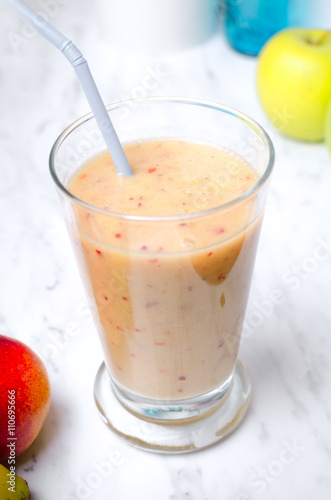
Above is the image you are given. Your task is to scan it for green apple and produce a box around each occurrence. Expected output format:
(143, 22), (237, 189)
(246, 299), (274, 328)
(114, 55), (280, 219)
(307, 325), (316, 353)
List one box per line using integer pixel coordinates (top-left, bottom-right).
(257, 28), (331, 142)
(325, 98), (331, 154)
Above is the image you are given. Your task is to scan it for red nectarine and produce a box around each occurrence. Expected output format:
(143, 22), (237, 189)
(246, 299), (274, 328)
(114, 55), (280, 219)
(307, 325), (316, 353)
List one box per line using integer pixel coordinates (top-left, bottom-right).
(0, 335), (51, 463)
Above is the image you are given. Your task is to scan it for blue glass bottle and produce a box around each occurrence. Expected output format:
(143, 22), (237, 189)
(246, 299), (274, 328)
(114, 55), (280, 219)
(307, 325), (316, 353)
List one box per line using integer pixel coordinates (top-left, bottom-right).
(225, 0), (290, 56)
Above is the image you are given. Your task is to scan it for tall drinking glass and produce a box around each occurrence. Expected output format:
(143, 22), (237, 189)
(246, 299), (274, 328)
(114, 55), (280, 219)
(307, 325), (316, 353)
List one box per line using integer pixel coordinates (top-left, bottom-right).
(50, 97), (274, 453)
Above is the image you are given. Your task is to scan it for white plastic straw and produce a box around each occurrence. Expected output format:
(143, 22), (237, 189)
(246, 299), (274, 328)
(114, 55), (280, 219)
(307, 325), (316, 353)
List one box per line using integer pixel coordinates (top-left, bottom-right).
(6, 0), (133, 176)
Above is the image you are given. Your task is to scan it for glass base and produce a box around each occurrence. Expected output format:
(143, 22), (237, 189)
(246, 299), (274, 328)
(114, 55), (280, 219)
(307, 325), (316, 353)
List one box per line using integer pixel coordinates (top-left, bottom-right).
(94, 359), (251, 454)
(111, 369), (234, 422)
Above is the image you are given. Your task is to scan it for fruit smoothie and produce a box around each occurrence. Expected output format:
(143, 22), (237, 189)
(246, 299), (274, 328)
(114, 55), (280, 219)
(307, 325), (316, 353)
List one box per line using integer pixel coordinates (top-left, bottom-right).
(69, 140), (261, 401)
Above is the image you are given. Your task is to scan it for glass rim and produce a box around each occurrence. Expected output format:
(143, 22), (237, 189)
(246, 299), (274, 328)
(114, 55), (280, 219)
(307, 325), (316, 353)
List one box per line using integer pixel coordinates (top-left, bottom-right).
(49, 96), (275, 222)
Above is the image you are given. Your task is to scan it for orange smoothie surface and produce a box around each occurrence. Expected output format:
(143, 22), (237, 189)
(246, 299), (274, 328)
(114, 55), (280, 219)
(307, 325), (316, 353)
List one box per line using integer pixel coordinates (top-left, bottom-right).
(69, 139), (258, 216)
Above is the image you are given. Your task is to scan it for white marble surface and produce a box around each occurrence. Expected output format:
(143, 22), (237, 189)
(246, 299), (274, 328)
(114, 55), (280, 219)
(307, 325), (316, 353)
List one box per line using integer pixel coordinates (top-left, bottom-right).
(1, 2), (331, 499)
